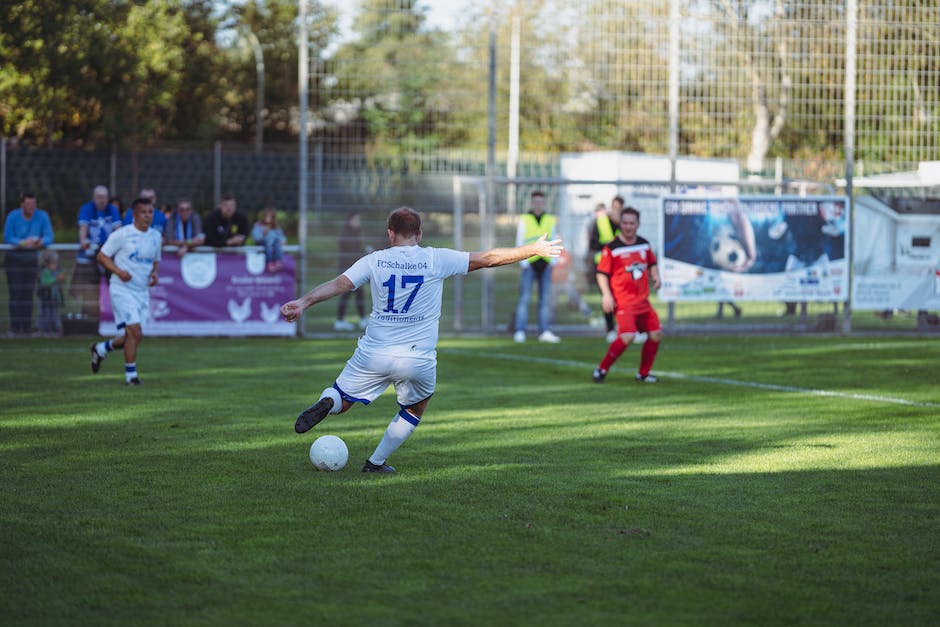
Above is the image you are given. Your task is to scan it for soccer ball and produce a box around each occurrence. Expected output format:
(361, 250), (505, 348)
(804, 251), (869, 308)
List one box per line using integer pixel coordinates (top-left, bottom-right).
(710, 230), (747, 272)
(309, 435), (348, 471)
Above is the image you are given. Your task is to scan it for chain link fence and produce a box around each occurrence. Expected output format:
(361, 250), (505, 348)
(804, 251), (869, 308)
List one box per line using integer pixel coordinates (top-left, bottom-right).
(2, 1), (938, 335)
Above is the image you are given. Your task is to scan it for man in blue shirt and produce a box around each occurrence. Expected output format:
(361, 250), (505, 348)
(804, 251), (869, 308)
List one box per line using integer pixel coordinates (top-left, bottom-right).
(3, 192), (54, 334)
(122, 187), (166, 234)
(73, 185), (122, 317)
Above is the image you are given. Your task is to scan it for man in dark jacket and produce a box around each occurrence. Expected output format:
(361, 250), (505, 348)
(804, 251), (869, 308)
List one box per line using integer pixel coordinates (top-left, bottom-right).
(204, 194), (249, 247)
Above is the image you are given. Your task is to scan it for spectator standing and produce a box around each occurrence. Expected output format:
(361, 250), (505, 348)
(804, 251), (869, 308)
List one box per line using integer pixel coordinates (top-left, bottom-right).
(251, 206), (287, 272)
(592, 207), (664, 384)
(37, 249), (65, 335)
(73, 185), (122, 317)
(164, 198), (205, 256)
(90, 198), (162, 385)
(587, 196), (623, 342)
(513, 191), (560, 343)
(204, 194), (249, 247)
(280, 207), (563, 473)
(3, 192), (54, 334)
(334, 210), (369, 331)
(123, 187), (167, 235)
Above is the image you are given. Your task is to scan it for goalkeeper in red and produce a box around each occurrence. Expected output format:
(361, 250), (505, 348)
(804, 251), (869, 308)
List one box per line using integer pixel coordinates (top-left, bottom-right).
(592, 207), (663, 383)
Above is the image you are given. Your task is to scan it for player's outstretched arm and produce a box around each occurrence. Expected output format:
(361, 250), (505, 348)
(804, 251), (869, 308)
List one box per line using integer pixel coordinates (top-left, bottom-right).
(281, 274), (355, 322)
(468, 234), (563, 272)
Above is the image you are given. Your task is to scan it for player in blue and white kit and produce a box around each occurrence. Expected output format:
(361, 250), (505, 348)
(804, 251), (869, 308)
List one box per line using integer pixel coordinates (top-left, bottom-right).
(90, 198), (162, 385)
(280, 207), (563, 473)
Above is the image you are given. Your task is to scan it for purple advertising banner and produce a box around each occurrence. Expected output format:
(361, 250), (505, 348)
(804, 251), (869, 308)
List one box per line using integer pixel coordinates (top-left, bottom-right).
(99, 251), (296, 336)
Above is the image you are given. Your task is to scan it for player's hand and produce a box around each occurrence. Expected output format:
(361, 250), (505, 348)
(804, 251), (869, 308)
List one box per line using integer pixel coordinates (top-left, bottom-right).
(118, 270), (132, 282)
(149, 272), (159, 287)
(730, 255), (755, 273)
(601, 294), (615, 314)
(280, 299), (304, 322)
(532, 234), (563, 258)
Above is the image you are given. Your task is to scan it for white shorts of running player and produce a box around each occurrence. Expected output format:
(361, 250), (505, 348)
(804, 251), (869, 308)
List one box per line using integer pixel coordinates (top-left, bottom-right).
(109, 284), (151, 330)
(335, 347), (436, 408)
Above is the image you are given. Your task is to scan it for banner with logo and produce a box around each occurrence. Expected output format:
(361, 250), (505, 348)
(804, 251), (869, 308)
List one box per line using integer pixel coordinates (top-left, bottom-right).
(99, 251), (296, 336)
(658, 195), (849, 302)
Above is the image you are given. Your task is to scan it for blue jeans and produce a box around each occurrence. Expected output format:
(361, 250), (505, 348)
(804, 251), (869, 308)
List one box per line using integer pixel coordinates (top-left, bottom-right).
(259, 232), (285, 263)
(514, 264), (553, 333)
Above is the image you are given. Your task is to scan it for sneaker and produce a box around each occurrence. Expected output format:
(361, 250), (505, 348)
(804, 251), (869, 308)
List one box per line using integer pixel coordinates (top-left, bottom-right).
(635, 373), (658, 383)
(362, 459), (396, 473)
(513, 330), (526, 343)
(333, 320), (355, 331)
(592, 367), (607, 383)
(295, 397), (334, 434)
(538, 330), (561, 343)
(125, 377), (142, 386)
(90, 343), (104, 373)
(605, 329), (618, 343)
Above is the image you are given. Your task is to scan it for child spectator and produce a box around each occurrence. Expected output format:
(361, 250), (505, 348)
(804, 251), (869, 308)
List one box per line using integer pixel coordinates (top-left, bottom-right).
(37, 249), (65, 335)
(251, 207), (288, 272)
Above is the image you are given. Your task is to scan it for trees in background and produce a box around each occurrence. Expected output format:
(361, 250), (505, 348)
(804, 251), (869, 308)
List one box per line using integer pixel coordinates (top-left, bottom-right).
(0, 0), (936, 172)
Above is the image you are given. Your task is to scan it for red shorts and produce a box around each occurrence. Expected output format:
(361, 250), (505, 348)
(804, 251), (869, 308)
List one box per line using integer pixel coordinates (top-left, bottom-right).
(615, 306), (661, 335)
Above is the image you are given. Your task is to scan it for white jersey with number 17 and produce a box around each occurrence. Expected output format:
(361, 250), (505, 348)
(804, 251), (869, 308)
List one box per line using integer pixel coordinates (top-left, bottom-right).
(343, 245), (470, 357)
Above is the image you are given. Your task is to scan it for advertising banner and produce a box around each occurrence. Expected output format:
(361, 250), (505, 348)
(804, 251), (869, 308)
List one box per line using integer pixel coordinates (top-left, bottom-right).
(99, 251), (296, 336)
(850, 199), (940, 311)
(852, 271), (940, 310)
(659, 195), (849, 302)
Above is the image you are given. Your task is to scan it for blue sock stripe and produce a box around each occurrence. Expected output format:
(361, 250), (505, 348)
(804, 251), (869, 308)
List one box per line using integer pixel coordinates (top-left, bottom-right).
(104, 340), (113, 352)
(398, 409), (420, 426)
(125, 363), (136, 373)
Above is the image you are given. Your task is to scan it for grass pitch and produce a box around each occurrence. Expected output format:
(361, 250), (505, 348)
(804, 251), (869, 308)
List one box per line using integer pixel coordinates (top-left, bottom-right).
(2, 335), (939, 625)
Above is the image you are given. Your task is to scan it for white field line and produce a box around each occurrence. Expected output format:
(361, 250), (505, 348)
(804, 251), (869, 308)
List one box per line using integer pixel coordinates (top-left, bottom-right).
(440, 348), (940, 409)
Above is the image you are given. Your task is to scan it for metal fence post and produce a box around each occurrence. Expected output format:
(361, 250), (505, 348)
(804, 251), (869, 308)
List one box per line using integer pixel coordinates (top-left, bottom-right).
(1, 137), (6, 223)
(213, 141), (222, 209)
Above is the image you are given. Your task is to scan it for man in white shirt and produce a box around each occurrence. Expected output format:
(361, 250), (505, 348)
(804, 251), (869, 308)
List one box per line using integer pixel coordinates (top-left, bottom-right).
(90, 198), (162, 385)
(280, 206), (563, 473)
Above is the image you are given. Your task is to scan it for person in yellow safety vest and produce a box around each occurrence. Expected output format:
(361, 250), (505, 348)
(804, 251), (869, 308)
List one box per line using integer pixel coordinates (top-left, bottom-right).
(587, 196), (624, 341)
(513, 191), (561, 344)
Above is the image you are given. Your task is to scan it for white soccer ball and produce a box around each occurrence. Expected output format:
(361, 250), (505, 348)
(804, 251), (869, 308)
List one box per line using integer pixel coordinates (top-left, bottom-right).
(710, 231), (747, 272)
(309, 435), (348, 471)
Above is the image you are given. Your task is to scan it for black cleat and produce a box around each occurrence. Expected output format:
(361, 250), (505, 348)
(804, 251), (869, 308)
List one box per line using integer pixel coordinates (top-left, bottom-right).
(295, 397), (334, 434)
(125, 377), (142, 386)
(90, 343), (104, 373)
(362, 459), (396, 473)
(592, 367), (607, 383)
(635, 373), (658, 383)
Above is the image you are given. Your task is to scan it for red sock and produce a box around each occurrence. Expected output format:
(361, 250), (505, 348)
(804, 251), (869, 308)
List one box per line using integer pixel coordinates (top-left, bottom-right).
(599, 337), (627, 371)
(639, 339), (659, 376)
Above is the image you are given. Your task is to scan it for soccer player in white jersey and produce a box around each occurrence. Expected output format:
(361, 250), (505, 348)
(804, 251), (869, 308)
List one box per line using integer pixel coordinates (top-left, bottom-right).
(281, 207), (563, 473)
(89, 198), (162, 385)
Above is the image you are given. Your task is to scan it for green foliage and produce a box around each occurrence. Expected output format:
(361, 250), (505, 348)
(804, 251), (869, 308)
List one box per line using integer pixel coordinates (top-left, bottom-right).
(331, 0), (461, 159)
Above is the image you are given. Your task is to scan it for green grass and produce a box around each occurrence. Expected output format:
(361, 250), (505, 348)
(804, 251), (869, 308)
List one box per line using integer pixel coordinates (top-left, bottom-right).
(2, 335), (939, 626)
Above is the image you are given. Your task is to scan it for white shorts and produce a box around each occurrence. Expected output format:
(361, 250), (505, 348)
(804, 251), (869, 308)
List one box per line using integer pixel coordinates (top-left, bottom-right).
(109, 284), (150, 330)
(334, 347), (436, 409)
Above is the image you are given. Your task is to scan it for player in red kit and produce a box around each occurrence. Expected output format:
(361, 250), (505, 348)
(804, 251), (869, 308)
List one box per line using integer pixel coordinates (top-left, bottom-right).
(592, 207), (663, 383)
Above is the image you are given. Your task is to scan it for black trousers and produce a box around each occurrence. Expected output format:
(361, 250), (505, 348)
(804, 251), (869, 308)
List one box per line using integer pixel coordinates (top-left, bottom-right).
(4, 250), (39, 333)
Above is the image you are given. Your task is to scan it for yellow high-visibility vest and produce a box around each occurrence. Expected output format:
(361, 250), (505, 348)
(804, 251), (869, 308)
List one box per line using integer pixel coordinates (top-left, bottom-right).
(520, 213), (556, 263)
(594, 216), (616, 264)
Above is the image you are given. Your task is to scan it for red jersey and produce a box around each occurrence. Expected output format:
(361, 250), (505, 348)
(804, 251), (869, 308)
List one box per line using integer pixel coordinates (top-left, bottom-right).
(597, 236), (657, 312)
